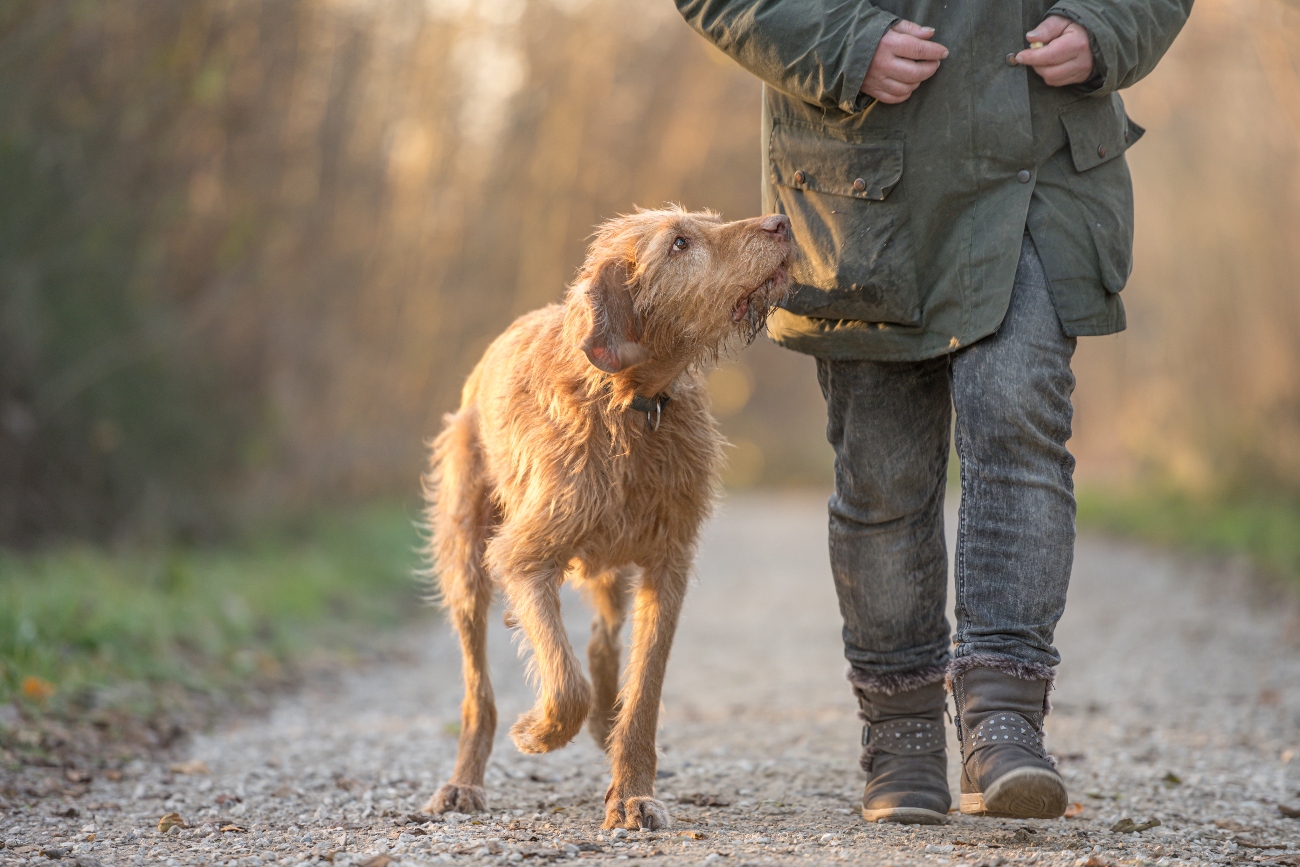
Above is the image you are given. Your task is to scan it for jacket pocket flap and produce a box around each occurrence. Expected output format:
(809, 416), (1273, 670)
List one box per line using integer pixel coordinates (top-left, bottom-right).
(770, 122), (904, 201)
(1060, 96), (1142, 172)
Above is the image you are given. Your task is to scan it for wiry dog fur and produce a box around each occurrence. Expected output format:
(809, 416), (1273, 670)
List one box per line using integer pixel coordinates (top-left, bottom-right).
(423, 206), (791, 830)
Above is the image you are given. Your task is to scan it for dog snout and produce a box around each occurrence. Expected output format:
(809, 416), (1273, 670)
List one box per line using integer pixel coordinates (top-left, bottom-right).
(759, 213), (790, 240)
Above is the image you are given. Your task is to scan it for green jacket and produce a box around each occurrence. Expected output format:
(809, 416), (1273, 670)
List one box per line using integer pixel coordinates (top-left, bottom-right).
(675, 0), (1193, 360)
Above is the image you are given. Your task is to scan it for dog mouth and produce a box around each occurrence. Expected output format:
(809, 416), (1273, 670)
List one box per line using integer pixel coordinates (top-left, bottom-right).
(731, 264), (789, 324)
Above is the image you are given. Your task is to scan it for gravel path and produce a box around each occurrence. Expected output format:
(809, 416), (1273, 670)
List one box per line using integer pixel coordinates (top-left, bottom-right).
(4, 493), (1300, 866)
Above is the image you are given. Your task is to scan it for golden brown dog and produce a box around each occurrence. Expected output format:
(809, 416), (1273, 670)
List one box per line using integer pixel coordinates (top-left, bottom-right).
(423, 206), (790, 830)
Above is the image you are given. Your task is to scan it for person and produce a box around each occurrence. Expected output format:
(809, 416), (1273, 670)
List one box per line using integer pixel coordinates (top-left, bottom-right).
(673, 0), (1193, 823)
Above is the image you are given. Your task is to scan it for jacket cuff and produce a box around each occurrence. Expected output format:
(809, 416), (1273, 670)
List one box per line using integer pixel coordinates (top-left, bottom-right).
(839, 9), (900, 114)
(1046, 3), (1118, 96)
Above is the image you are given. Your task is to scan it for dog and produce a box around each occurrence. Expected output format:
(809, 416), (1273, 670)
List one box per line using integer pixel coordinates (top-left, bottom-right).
(423, 206), (791, 830)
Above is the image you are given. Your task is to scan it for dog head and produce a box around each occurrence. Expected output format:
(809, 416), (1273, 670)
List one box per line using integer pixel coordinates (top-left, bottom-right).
(571, 207), (792, 374)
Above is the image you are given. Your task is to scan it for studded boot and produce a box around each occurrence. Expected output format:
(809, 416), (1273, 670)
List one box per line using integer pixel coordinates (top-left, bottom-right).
(951, 665), (1067, 818)
(855, 679), (951, 824)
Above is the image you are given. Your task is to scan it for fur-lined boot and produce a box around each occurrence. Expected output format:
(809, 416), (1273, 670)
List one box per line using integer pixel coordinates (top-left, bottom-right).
(950, 661), (1067, 818)
(853, 672), (951, 825)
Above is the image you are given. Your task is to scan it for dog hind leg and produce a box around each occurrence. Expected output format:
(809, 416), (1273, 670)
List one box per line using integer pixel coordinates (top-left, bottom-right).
(580, 566), (633, 751)
(425, 409), (496, 814)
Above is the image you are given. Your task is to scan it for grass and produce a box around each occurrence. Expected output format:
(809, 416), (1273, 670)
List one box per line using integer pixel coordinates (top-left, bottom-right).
(1076, 487), (1300, 582)
(0, 503), (429, 722)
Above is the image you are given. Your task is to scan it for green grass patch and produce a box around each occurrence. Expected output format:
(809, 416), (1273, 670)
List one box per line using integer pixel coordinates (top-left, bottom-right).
(1076, 488), (1300, 581)
(0, 503), (429, 717)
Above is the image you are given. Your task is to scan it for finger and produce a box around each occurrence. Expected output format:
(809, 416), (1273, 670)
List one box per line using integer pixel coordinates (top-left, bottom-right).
(890, 19), (936, 40)
(1026, 15), (1070, 44)
(882, 57), (941, 84)
(1015, 34), (1085, 68)
(884, 33), (950, 61)
(1030, 58), (1089, 86)
(1035, 61), (1092, 87)
(875, 78), (918, 100)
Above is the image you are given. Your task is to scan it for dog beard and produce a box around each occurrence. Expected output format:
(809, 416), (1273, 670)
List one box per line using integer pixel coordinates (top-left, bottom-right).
(736, 271), (786, 345)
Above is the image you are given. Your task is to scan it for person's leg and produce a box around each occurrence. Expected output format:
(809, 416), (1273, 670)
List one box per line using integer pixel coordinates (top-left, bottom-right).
(948, 233), (1076, 818)
(818, 356), (954, 684)
(817, 355), (954, 823)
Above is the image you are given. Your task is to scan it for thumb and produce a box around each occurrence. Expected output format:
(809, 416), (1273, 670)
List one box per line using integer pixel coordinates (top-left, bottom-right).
(892, 19), (936, 39)
(1026, 15), (1070, 43)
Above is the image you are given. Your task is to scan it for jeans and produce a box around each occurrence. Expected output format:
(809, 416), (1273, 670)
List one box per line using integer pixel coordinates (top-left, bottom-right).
(816, 234), (1077, 682)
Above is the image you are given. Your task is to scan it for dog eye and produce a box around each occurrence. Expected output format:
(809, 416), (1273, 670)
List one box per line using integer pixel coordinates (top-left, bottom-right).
(671, 236), (689, 252)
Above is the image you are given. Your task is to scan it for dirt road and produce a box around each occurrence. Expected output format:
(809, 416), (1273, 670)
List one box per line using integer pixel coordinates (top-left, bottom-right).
(5, 494), (1300, 866)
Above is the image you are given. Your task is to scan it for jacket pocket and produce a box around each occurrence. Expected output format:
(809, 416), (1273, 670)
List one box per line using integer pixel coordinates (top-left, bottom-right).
(768, 119), (921, 325)
(1059, 95), (1142, 293)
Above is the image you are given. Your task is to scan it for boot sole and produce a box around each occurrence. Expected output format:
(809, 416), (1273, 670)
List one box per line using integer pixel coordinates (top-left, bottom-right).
(861, 806), (948, 825)
(960, 767), (1067, 819)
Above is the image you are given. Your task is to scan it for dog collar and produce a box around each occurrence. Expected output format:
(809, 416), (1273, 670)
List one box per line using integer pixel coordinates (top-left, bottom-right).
(629, 393), (670, 431)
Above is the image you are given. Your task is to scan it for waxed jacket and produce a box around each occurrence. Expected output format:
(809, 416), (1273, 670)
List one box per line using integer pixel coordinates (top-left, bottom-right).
(674, 0), (1194, 360)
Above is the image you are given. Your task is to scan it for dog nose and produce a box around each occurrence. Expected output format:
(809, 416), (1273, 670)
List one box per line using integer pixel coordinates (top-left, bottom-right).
(759, 213), (790, 239)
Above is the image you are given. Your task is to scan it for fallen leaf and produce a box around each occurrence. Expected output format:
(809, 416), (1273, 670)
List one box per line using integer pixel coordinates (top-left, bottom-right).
(1063, 801), (1085, 818)
(64, 769), (91, 784)
(271, 782), (297, 797)
(1081, 857), (1115, 867)
(168, 759), (209, 775)
(685, 793), (732, 807)
(1279, 803), (1300, 819)
(335, 777), (363, 791)
(1161, 771), (1181, 785)
(679, 830), (707, 840)
(219, 824), (245, 833)
(1110, 817), (1160, 833)
(214, 793), (242, 805)
(358, 856), (395, 867)
(1214, 818), (1254, 832)
(104, 770), (122, 782)
(21, 676), (55, 702)
(158, 812), (187, 834)
(1234, 836), (1280, 849)
(1271, 856), (1300, 866)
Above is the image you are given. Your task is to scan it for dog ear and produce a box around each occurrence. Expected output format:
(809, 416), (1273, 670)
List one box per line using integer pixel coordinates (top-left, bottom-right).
(580, 258), (650, 373)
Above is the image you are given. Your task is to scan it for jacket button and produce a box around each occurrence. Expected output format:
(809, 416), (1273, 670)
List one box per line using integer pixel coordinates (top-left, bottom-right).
(793, 170), (806, 185)
(1005, 53), (1018, 66)
(1017, 169), (1031, 183)
(852, 177), (867, 193)
(1097, 144), (1107, 158)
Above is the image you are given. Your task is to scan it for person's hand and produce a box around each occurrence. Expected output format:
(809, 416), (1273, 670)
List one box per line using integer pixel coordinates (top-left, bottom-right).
(1014, 16), (1095, 87)
(859, 20), (949, 105)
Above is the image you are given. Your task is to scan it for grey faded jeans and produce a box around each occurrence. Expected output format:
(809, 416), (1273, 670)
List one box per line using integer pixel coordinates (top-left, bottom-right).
(816, 234), (1077, 684)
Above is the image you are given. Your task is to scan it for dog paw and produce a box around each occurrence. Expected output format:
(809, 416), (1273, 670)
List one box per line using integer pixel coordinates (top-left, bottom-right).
(603, 796), (670, 830)
(426, 783), (487, 814)
(510, 707), (583, 754)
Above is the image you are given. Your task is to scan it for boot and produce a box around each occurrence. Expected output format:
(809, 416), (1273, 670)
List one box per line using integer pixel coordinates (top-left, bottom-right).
(855, 679), (951, 824)
(951, 665), (1067, 818)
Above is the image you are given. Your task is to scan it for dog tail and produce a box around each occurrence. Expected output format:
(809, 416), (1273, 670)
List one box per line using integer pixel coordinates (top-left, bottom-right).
(423, 406), (498, 802)
(423, 407), (493, 618)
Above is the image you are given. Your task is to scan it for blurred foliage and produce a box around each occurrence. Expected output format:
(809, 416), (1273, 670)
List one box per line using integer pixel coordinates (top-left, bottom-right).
(0, 503), (424, 716)
(1, 0), (1298, 547)
(1077, 488), (1300, 582)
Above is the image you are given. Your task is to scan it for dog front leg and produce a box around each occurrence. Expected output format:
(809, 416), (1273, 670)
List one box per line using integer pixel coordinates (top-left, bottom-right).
(503, 565), (593, 754)
(602, 566), (688, 830)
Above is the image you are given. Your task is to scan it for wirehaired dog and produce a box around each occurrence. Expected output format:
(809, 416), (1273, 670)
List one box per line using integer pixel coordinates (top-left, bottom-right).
(423, 207), (791, 830)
